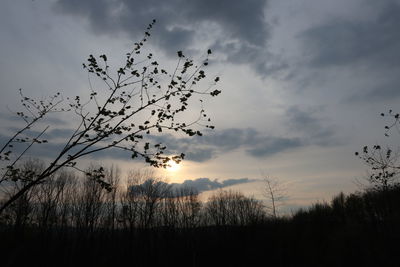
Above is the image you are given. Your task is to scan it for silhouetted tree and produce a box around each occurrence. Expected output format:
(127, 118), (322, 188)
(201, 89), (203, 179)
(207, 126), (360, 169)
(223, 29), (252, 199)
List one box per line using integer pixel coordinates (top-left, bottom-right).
(2, 159), (44, 229)
(205, 190), (265, 226)
(356, 110), (400, 189)
(74, 166), (108, 232)
(262, 175), (287, 218)
(356, 145), (399, 189)
(0, 20), (220, 214)
(119, 169), (170, 228)
(34, 169), (69, 230)
(174, 187), (202, 228)
(119, 170), (144, 231)
(101, 165), (120, 231)
(160, 186), (201, 228)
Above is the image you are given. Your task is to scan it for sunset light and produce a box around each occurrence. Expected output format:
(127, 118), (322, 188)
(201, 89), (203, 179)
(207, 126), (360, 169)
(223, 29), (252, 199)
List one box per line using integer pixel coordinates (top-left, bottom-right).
(1, 1), (399, 266)
(166, 160), (181, 172)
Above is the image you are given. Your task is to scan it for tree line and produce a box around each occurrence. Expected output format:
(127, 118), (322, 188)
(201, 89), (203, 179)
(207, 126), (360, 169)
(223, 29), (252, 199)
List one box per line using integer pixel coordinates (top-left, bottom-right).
(0, 159), (266, 232)
(1, 160), (399, 267)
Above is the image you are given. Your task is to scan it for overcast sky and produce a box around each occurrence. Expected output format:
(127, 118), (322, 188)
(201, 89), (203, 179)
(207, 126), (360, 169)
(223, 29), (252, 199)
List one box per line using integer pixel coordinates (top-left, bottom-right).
(1, 0), (399, 209)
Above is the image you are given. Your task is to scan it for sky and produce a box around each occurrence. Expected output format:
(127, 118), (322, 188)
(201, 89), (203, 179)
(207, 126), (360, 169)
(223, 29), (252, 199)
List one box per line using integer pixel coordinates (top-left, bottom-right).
(1, 0), (400, 211)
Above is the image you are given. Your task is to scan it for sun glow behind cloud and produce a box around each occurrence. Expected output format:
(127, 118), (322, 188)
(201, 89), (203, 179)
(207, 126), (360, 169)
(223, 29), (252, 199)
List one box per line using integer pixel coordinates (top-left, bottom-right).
(166, 160), (182, 172)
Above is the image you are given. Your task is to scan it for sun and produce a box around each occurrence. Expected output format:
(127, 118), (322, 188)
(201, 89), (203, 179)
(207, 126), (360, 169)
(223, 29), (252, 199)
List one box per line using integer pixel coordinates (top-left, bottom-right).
(166, 160), (181, 172)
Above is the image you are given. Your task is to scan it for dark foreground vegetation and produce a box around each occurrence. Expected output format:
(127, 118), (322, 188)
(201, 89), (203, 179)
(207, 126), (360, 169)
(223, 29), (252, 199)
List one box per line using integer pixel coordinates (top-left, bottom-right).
(1, 164), (400, 267)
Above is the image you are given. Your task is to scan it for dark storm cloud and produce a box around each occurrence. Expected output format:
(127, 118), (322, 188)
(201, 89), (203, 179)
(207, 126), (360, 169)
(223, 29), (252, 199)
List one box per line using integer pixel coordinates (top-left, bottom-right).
(44, 128), (76, 139)
(0, 133), (65, 160)
(54, 0), (269, 45)
(53, 0), (284, 76)
(184, 148), (215, 163)
(0, 131), (133, 162)
(246, 137), (302, 157)
(0, 113), (66, 126)
(170, 177), (254, 193)
(347, 82), (400, 103)
(286, 106), (335, 146)
(215, 41), (289, 76)
(147, 125), (336, 162)
(300, 1), (400, 69)
(6, 127), (75, 141)
(130, 177), (254, 195)
(293, 1), (400, 103)
(0, 116), (335, 163)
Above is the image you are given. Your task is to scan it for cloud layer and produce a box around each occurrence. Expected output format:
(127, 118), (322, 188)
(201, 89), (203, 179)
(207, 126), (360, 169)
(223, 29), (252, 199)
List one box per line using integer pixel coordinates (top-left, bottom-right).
(300, 1), (400, 69)
(53, 0), (287, 76)
(130, 177), (254, 196)
(0, 102), (335, 163)
(150, 116), (335, 163)
(297, 0), (400, 103)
